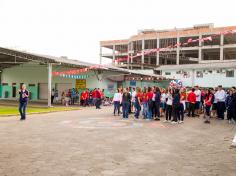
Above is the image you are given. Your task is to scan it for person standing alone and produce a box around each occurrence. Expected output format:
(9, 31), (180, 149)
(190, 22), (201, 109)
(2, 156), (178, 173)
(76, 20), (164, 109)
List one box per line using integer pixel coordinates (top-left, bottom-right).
(18, 84), (29, 120)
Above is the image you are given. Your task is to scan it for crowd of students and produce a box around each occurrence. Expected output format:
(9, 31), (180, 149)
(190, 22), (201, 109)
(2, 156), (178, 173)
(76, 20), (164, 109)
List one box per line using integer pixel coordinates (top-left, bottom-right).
(51, 88), (106, 109)
(112, 85), (236, 124)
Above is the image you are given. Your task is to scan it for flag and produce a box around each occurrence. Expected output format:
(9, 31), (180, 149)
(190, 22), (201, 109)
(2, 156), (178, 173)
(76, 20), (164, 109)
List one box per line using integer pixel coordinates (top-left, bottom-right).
(187, 38), (193, 43)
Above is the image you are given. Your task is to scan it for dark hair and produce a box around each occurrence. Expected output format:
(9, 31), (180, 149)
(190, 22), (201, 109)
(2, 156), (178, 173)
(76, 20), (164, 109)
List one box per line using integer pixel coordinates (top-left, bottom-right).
(148, 87), (152, 92)
(191, 88), (195, 92)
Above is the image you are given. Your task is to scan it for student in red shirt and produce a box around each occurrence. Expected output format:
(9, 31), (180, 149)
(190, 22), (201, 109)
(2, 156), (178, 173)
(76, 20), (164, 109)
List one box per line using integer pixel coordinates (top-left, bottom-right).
(92, 89), (96, 106)
(85, 89), (89, 106)
(95, 88), (102, 109)
(146, 87), (154, 119)
(80, 91), (86, 106)
(187, 88), (196, 117)
(134, 87), (142, 119)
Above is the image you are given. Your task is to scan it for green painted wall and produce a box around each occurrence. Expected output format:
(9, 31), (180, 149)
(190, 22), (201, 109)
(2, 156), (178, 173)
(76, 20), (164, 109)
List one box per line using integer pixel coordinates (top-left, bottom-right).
(0, 85), (2, 98)
(2, 85), (12, 98)
(28, 85), (38, 101)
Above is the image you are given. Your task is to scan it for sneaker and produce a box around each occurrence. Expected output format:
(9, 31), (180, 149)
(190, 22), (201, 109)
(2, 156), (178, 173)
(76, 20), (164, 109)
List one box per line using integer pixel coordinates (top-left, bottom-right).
(163, 120), (168, 123)
(171, 121), (178, 124)
(179, 121), (183, 124)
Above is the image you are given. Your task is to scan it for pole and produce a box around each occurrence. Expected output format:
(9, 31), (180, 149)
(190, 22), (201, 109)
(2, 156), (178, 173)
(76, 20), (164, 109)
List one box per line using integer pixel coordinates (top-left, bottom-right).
(48, 63), (52, 107)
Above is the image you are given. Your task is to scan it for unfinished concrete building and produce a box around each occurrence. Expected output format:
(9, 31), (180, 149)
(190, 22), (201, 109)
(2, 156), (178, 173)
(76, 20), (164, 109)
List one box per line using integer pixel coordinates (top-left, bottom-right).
(100, 24), (236, 87)
(100, 23), (236, 69)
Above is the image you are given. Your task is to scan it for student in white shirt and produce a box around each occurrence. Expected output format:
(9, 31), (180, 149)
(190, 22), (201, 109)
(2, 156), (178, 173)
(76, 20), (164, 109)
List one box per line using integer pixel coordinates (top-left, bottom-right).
(164, 88), (173, 122)
(215, 85), (226, 120)
(194, 85), (201, 115)
(131, 87), (136, 113)
(113, 89), (122, 116)
(160, 89), (167, 117)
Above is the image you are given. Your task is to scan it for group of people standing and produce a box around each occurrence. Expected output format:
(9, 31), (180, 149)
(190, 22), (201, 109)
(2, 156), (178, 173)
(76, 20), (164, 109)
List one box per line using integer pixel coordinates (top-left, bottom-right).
(113, 87), (163, 120)
(112, 85), (236, 124)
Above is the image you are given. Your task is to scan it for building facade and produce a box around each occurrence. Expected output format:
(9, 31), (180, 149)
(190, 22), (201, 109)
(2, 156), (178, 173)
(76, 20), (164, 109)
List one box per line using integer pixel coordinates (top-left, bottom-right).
(100, 23), (236, 87)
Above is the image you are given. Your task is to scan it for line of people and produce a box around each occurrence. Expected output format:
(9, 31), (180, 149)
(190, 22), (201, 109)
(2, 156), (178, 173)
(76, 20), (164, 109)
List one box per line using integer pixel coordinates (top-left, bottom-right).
(112, 85), (236, 124)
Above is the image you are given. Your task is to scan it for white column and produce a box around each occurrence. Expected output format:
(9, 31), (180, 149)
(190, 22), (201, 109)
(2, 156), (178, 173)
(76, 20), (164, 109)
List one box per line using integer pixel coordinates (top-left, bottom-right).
(220, 34), (224, 61)
(99, 47), (102, 64)
(198, 34), (202, 62)
(48, 63), (52, 107)
(156, 37), (160, 66)
(141, 39), (145, 69)
(176, 33), (180, 65)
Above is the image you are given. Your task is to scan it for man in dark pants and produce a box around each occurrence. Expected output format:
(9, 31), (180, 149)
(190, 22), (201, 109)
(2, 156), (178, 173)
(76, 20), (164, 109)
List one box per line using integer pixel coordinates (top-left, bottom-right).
(187, 88), (196, 117)
(122, 88), (131, 118)
(95, 88), (101, 109)
(215, 85), (226, 120)
(231, 87), (236, 122)
(18, 84), (29, 120)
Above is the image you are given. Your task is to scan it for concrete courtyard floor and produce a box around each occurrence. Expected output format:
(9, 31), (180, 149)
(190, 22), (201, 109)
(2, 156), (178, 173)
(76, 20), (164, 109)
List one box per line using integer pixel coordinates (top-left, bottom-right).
(0, 106), (235, 176)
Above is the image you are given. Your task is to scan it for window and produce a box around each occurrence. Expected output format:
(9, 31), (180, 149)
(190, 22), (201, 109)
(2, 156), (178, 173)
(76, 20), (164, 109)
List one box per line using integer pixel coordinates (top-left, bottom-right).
(154, 70), (162, 75)
(226, 70), (234, 77)
(165, 72), (171, 75)
(196, 71), (203, 78)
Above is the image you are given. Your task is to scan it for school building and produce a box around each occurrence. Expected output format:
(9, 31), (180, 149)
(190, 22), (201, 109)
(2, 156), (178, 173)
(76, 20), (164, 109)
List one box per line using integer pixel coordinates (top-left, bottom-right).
(0, 47), (168, 106)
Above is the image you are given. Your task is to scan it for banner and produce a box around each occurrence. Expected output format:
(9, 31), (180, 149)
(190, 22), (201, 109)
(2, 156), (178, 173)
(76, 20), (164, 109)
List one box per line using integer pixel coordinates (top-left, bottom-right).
(75, 79), (86, 89)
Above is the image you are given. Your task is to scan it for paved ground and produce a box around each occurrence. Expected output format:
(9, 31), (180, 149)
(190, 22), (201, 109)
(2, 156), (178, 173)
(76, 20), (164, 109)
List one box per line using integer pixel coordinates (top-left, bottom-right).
(0, 106), (235, 176)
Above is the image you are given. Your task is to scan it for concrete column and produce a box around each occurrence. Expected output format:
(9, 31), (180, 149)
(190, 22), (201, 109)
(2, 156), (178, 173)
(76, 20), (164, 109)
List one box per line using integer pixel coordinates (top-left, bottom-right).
(48, 63), (52, 107)
(141, 39), (145, 69)
(130, 42), (133, 69)
(156, 37), (160, 66)
(198, 34), (202, 62)
(99, 46), (102, 64)
(191, 69), (195, 87)
(112, 45), (115, 63)
(148, 57), (151, 65)
(220, 34), (224, 61)
(127, 43), (130, 69)
(176, 33), (180, 65)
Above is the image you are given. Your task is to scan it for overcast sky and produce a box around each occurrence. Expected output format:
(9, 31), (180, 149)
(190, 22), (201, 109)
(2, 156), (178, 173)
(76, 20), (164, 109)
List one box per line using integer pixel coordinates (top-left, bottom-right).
(0, 0), (235, 64)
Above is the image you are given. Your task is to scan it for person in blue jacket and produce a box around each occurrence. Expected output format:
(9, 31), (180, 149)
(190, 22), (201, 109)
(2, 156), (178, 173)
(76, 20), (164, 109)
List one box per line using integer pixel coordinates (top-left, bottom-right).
(18, 84), (29, 120)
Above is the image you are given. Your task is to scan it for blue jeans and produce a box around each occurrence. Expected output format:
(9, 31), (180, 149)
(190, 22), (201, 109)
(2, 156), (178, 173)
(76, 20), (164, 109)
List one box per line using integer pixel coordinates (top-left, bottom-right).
(19, 102), (27, 120)
(113, 101), (120, 115)
(147, 103), (153, 119)
(134, 102), (141, 118)
(122, 102), (129, 118)
(142, 102), (148, 119)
